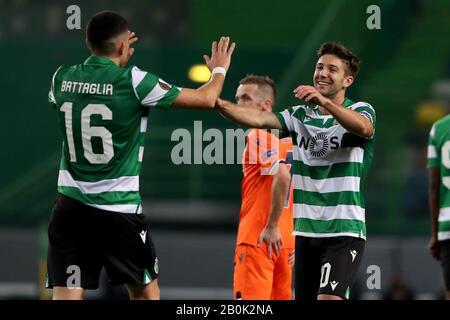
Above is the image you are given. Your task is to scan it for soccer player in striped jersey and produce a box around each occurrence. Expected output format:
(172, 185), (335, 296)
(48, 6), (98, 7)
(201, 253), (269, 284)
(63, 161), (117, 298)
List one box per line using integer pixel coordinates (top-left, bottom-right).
(216, 43), (375, 300)
(46, 11), (235, 300)
(427, 115), (450, 300)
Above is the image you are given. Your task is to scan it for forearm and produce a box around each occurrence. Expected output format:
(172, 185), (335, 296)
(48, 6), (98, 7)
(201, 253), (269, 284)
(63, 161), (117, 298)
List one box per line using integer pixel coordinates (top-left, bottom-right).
(196, 74), (225, 108)
(429, 188), (440, 238)
(323, 101), (373, 138)
(217, 102), (283, 129)
(217, 103), (264, 127)
(172, 74), (225, 109)
(429, 168), (441, 238)
(267, 168), (290, 228)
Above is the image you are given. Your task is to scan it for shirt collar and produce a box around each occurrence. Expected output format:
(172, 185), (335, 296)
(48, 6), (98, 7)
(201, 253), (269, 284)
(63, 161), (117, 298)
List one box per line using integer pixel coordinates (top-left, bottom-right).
(83, 55), (118, 67)
(342, 97), (353, 107)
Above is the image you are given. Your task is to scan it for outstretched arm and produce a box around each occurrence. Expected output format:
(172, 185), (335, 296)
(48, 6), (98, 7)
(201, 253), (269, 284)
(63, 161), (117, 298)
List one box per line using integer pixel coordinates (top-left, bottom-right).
(172, 37), (235, 109)
(215, 99), (283, 129)
(294, 85), (374, 138)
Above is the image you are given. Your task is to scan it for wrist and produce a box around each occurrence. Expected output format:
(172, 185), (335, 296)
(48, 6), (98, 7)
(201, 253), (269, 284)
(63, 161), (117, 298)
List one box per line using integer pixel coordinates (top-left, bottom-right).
(266, 221), (278, 229)
(211, 66), (226, 77)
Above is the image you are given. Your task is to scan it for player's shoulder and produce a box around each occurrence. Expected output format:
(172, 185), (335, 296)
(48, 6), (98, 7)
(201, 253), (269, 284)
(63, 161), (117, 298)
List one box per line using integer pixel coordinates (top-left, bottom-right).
(127, 65), (140, 74)
(290, 104), (308, 112)
(247, 129), (279, 148)
(280, 104), (308, 117)
(51, 64), (69, 78)
(128, 65), (160, 86)
(52, 63), (88, 80)
(246, 128), (260, 141)
(348, 100), (375, 111)
(129, 65), (154, 77)
(431, 114), (450, 138)
(250, 128), (281, 138)
(129, 65), (144, 71)
(433, 114), (450, 128)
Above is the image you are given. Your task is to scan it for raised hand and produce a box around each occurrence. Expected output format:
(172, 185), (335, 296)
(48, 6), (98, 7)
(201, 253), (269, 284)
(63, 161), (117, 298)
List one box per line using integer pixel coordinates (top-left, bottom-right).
(127, 31), (138, 60)
(203, 36), (236, 72)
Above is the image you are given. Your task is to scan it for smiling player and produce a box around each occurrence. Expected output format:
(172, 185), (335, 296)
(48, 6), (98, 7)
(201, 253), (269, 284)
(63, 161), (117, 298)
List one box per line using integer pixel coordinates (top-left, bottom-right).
(216, 42), (375, 300)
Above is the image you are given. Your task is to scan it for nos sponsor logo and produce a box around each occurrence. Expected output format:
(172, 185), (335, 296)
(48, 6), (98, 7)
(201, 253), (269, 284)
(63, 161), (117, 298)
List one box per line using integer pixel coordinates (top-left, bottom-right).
(298, 134), (339, 157)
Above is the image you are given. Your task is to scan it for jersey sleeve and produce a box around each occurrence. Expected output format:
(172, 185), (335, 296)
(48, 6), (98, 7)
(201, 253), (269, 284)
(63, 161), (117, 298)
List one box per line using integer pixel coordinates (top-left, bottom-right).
(275, 106), (302, 133)
(131, 66), (181, 109)
(275, 106), (307, 140)
(352, 102), (376, 139)
(245, 130), (288, 176)
(48, 66), (63, 109)
(428, 124), (439, 168)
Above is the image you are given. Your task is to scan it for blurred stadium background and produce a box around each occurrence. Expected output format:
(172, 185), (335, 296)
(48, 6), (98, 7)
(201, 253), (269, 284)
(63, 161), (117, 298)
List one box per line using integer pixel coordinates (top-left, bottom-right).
(0, 0), (449, 299)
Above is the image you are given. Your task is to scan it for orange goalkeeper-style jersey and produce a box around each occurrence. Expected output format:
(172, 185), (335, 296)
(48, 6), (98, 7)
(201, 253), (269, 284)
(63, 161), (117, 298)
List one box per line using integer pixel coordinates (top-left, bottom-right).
(236, 129), (294, 249)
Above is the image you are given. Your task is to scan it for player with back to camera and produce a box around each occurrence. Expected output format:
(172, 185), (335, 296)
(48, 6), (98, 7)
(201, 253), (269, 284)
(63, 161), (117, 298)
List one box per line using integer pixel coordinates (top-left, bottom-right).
(46, 10), (235, 300)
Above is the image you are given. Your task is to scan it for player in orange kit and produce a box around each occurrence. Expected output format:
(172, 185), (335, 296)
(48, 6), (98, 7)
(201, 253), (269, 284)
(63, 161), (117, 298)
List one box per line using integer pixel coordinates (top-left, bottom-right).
(232, 75), (295, 300)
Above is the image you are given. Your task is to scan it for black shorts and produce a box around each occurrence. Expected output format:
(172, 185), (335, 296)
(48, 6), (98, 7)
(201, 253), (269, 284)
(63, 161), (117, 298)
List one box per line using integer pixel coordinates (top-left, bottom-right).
(439, 239), (450, 291)
(294, 236), (365, 300)
(46, 193), (158, 289)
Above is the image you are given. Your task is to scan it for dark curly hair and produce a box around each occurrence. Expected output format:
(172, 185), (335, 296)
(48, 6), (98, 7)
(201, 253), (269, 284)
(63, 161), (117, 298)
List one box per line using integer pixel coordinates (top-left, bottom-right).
(317, 42), (360, 77)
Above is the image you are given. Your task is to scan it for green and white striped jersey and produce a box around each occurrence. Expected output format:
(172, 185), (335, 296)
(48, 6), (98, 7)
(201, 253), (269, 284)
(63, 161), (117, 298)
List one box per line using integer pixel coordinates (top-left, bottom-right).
(427, 115), (450, 241)
(275, 98), (376, 239)
(48, 55), (181, 214)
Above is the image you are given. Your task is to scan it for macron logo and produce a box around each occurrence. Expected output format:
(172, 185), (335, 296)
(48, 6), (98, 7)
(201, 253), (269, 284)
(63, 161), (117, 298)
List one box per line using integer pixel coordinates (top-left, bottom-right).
(350, 250), (358, 262)
(330, 281), (339, 291)
(139, 230), (147, 244)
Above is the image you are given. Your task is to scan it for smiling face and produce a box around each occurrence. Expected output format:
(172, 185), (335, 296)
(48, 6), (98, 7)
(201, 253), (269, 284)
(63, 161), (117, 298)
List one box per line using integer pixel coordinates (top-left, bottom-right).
(313, 54), (354, 98)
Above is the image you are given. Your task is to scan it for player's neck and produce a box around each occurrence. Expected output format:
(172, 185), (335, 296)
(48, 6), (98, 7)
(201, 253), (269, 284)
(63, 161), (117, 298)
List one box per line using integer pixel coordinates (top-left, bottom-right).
(109, 57), (122, 67)
(92, 54), (122, 67)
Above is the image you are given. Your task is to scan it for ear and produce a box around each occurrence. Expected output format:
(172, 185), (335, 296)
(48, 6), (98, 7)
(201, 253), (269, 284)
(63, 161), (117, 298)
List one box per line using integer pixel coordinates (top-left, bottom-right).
(343, 75), (354, 88)
(262, 98), (273, 112)
(117, 40), (125, 57)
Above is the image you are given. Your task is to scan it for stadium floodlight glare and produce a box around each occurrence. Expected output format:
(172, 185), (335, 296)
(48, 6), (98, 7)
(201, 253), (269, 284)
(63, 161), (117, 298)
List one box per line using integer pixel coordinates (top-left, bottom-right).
(188, 64), (211, 83)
